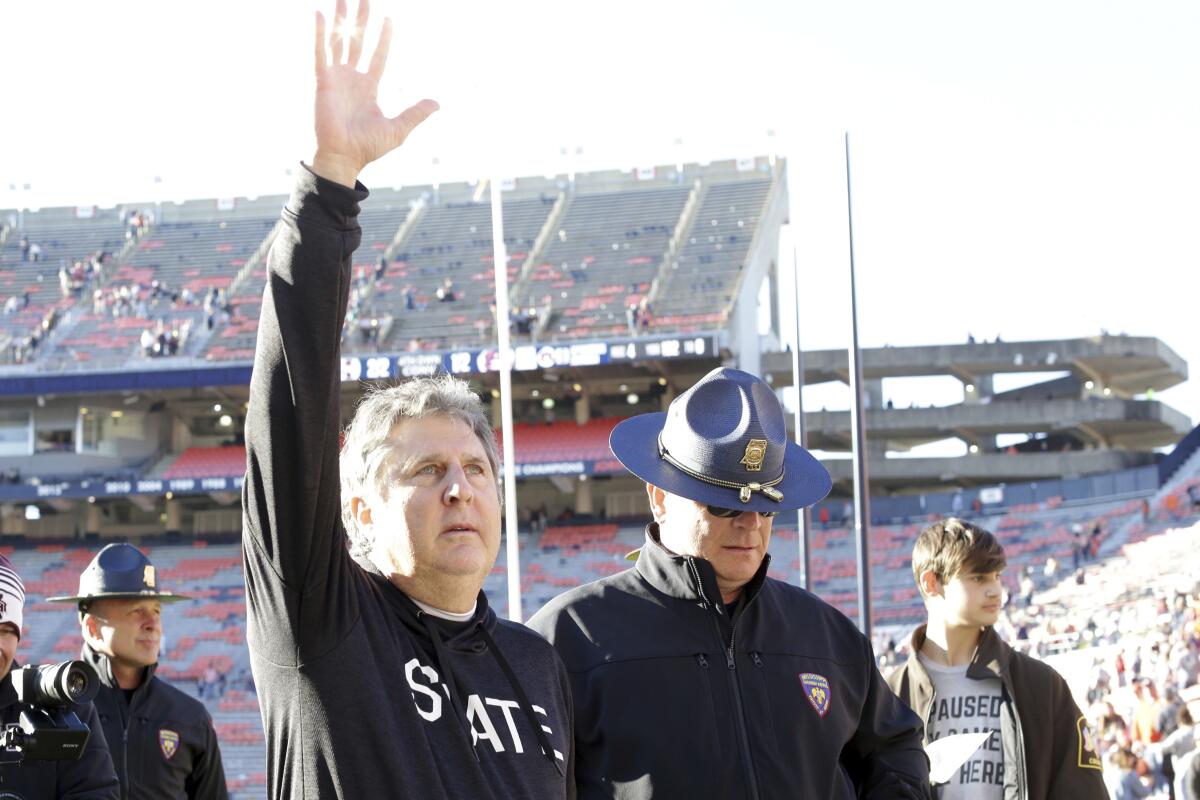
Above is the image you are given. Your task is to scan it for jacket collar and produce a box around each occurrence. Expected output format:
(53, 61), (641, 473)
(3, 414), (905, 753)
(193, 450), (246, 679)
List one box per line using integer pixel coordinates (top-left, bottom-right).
(81, 641), (157, 691)
(634, 523), (770, 611)
(908, 623), (1012, 684)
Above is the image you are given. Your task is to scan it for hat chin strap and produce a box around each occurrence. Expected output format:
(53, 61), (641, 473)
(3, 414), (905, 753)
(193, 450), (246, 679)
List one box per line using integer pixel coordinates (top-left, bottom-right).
(657, 436), (785, 503)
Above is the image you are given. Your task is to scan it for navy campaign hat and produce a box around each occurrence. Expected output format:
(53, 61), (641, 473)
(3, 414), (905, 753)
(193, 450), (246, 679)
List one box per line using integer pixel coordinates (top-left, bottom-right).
(48, 543), (189, 608)
(610, 367), (832, 513)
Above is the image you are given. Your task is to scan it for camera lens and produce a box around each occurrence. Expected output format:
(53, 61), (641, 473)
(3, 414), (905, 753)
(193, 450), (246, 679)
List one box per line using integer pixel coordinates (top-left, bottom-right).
(65, 669), (89, 701)
(14, 661), (101, 708)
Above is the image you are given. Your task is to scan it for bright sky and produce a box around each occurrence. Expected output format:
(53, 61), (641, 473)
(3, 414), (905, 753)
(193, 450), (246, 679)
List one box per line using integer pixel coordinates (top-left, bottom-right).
(4, 1), (1198, 433)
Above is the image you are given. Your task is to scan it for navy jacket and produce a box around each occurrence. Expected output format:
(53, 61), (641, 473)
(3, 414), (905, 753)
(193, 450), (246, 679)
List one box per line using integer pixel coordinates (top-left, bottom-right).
(82, 644), (228, 799)
(529, 525), (931, 799)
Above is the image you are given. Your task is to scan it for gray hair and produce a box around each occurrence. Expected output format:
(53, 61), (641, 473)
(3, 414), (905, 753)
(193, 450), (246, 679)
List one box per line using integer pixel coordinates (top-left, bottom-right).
(340, 374), (499, 561)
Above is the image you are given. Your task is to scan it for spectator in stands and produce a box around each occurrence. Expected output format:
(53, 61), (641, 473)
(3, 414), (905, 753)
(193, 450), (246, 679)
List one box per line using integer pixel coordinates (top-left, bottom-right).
(1073, 526), (1089, 569)
(436, 276), (457, 302)
(530, 367), (930, 798)
(1158, 684), (1184, 738)
(636, 296), (652, 331)
(1105, 748), (1152, 799)
(1019, 565), (1037, 608)
(1151, 705), (1197, 800)
(199, 665), (221, 700)
(1043, 555), (1059, 581)
(241, 8), (571, 797)
(50, 543), (229, 799)
(528, 504), (548, 535)
(1131, 678), (1163, 745)
(0, 554), (121, 797)
(18, 235), (30, 261)
(886, 517), (1108, 798)
(1088, 656), (1112, 704)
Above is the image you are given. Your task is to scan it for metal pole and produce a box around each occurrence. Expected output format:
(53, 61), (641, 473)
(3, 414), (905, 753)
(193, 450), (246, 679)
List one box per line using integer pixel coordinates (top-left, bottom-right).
(490, 178), (523, 623)
(789, 244), (812, 591)
(844, 133), (872, 637)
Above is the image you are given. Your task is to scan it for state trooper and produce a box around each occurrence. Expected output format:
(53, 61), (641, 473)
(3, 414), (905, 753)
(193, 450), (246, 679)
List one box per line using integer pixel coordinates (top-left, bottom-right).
(529, 367), (932, 799)
(52, 543), (228, 799)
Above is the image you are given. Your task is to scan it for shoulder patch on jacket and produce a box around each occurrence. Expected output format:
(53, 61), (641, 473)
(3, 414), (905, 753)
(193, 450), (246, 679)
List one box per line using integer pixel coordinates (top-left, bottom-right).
(800, 672), (831, 717)
(160, 728), (180, 760)
(1076, 716), (1101, 770)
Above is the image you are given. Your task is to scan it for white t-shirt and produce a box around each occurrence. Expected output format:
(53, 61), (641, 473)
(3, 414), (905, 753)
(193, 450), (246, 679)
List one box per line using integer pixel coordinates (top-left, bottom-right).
(919, 652), (1005, 800)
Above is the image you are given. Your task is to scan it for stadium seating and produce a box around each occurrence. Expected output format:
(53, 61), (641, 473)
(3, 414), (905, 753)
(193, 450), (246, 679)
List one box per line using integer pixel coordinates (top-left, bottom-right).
(503, 418), (619, 465)
(2, 163), (779, 371)
(652, 177), (772, 329)
(0, 210), (126, 364)
(376, 196), (553, 351)
(155, 419), (618, 483)
(532, 186), (690, 339)
(162, 446), (247, 480)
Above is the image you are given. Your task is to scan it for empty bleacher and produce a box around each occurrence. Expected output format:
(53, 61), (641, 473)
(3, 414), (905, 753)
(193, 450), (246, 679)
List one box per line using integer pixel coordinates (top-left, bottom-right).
(533, 186), (690, 340)
(375, 196), (554, 351)
(161, 446), (247, 480)
(157, 419), (618, 484)
(652, 177), (771, 330)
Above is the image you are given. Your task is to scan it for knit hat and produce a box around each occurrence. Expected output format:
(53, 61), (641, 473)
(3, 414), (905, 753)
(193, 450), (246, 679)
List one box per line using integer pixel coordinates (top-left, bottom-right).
(0, 554), (25, 639)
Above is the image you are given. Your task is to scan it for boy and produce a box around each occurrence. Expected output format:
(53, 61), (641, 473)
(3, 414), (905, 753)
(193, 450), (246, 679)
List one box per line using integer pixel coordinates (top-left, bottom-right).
(886, 517), (1107, 799)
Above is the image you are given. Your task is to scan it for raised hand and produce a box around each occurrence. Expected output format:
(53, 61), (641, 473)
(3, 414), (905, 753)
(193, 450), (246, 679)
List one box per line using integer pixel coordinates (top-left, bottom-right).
(311, 0), (439, 187)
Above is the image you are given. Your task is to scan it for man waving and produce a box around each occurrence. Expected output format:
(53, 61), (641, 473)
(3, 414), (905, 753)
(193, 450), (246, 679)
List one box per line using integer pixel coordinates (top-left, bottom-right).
(242, 3), (573, 797)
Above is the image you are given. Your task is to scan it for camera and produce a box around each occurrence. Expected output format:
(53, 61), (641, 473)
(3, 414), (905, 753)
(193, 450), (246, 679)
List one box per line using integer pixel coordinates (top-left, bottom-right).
(2, 661), (100, 762)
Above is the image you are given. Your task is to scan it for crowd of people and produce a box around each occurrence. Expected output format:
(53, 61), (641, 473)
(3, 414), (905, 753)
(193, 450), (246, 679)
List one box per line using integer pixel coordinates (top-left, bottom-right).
(139, 318), (190, 357)
(5, 305), (61, 364)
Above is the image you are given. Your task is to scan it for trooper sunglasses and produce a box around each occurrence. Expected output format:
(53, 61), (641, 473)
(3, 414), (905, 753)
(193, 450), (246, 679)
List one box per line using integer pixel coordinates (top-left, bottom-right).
(706, 505), (778, 519)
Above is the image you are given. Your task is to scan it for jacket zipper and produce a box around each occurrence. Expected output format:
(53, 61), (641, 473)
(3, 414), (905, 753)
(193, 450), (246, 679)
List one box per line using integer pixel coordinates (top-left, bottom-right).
(122, 717), (130, 800)
(717, 617), (762, 800)
(688, 556), (762, 800)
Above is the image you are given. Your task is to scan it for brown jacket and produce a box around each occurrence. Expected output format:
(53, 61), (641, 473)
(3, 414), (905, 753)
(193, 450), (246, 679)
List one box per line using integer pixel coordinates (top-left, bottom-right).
(886, 625), (1107, 800)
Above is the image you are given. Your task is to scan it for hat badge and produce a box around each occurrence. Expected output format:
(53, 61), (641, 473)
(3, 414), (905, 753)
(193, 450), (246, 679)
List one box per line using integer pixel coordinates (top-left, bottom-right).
(739, 439), (768, 472)
(144, 566), (156, 588)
